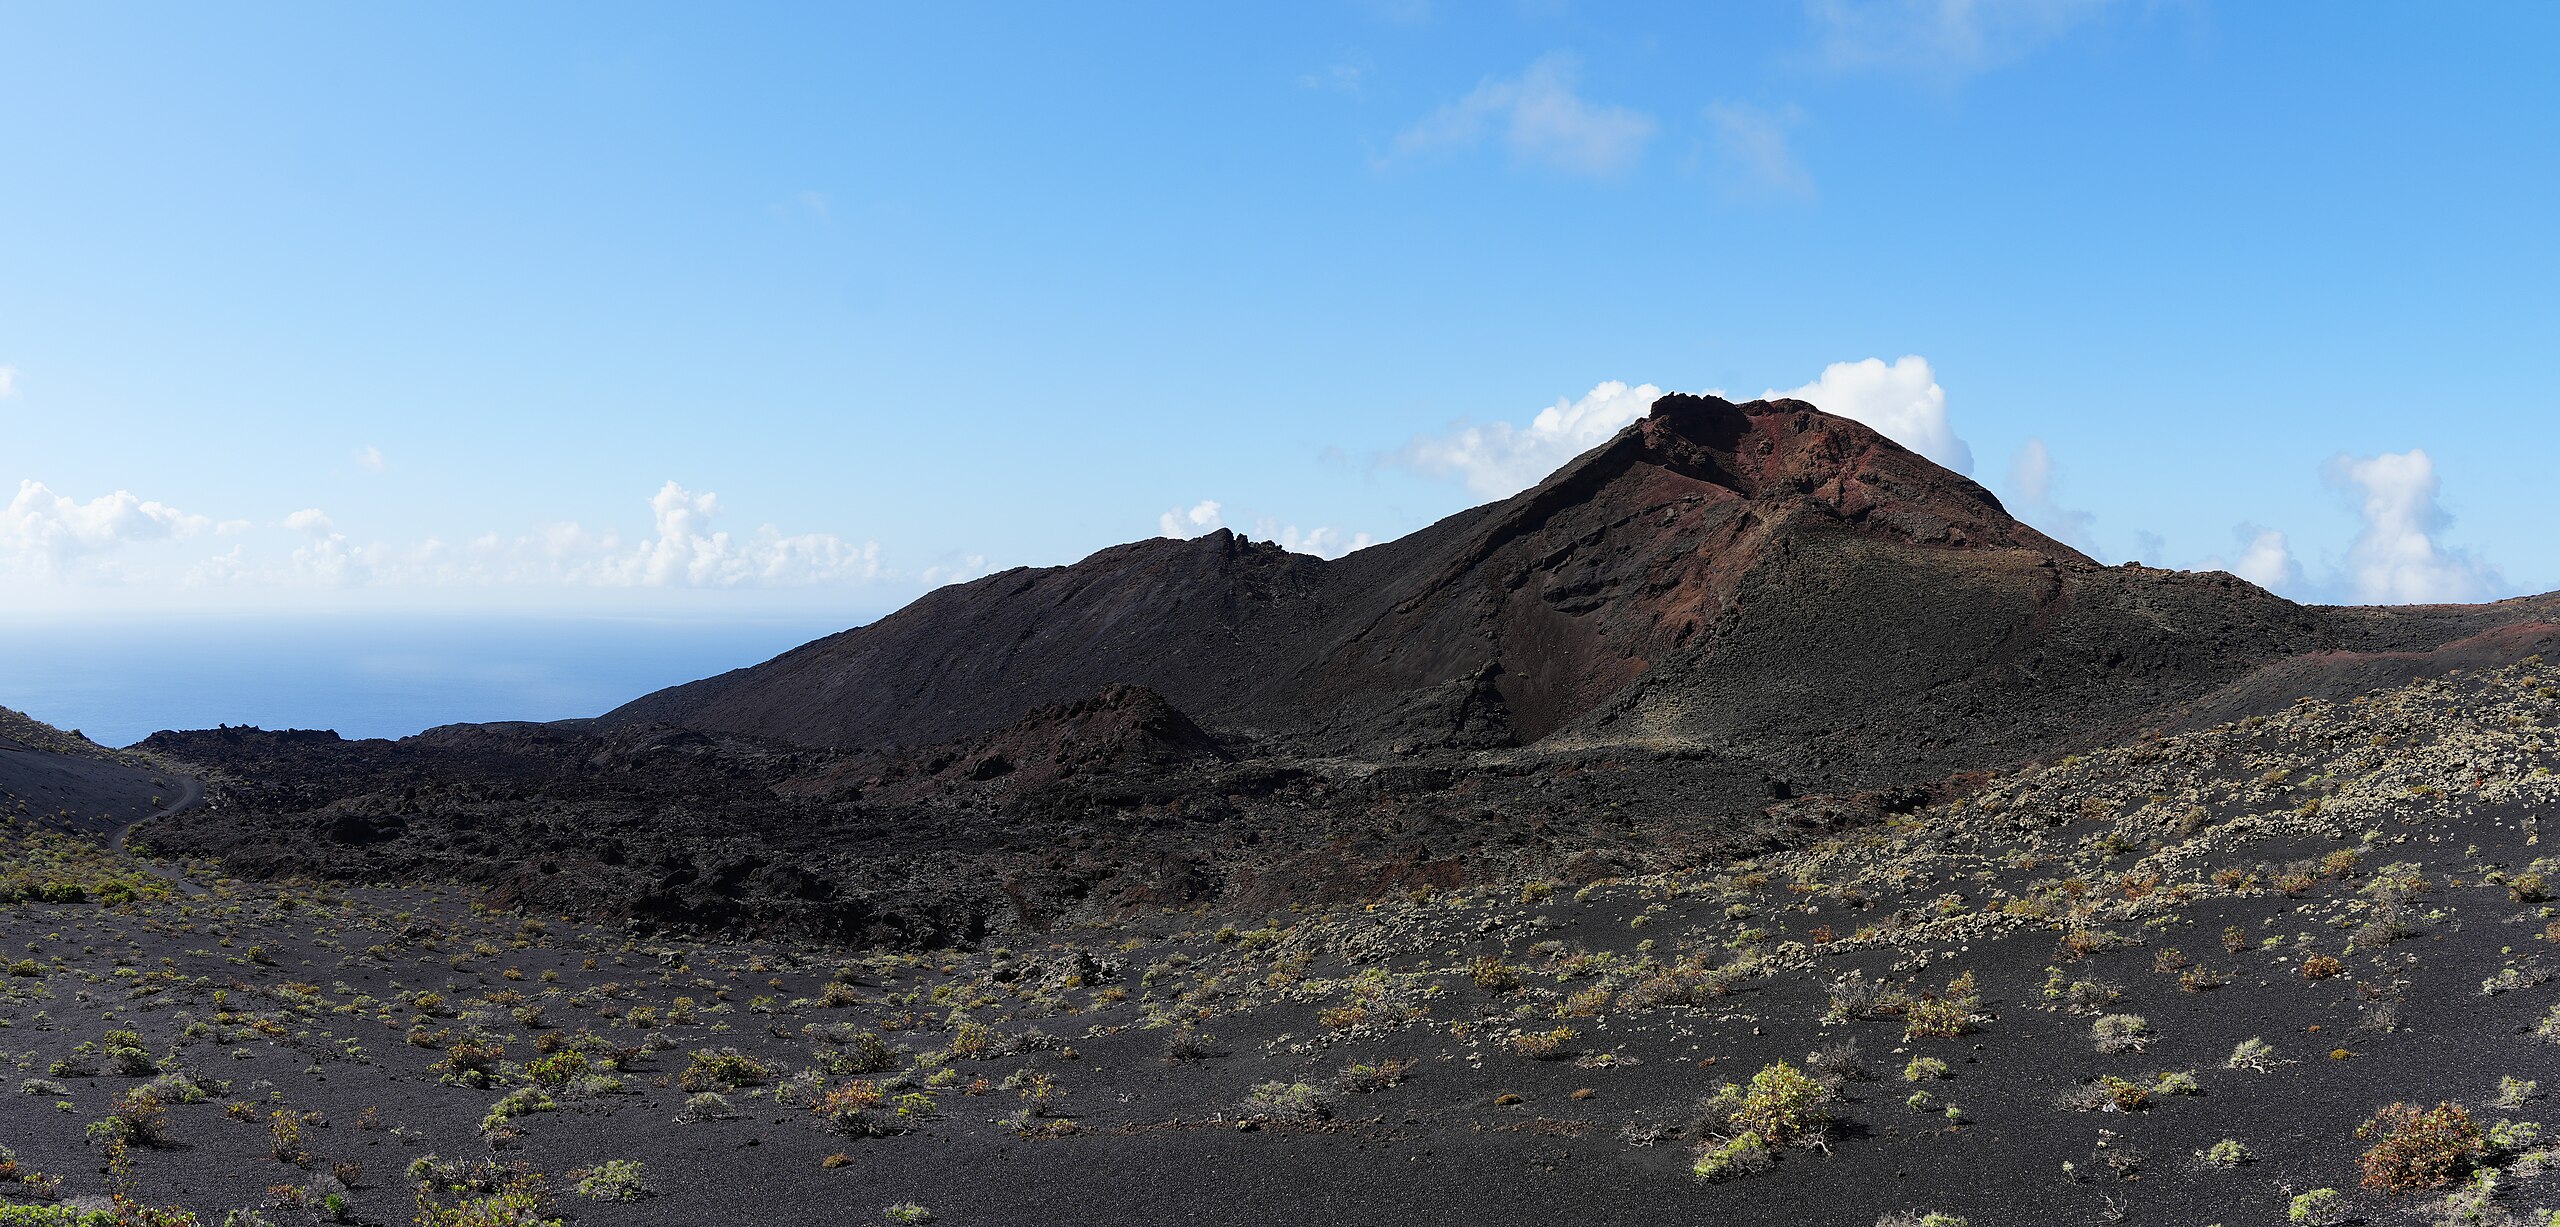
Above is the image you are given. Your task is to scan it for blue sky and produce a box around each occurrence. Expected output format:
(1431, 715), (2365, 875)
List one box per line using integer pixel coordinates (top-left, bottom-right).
(4, 1), (2556, 620)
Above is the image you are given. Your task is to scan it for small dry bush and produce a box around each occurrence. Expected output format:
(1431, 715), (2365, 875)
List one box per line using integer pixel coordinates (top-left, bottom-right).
(2355, 1101), (2482, 1193)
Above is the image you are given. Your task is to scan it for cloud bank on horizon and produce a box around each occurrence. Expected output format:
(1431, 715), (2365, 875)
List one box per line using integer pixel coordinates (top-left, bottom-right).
(1, 476), (906, 599)
(2, 354), (2514, 608)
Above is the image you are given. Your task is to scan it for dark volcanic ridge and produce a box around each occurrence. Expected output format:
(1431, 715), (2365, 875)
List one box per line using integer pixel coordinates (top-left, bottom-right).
(19, 392), (2560, 1227)
(135, 394), (2560, 946)
(0, 704), (182, 837)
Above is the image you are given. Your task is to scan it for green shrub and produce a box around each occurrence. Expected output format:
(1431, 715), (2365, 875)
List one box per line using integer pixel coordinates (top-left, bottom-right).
(1902, 1057), (1950, 1083)
(1901, 997), (1973, 1039)
(2486, 1117), (2541, 1154)
(269, 1108), (307, 1164)
(2356, 1101), (2483, 1192)
(1467, 956), (1524, 992)
(1503, 1027), (1576, 1060)
(2225, 1036), (2279, 1071)
(93, 1087), (169, 1147)
(1241, 1081), (1331, 1123)
(1900, 972), (1980, 1040)
(2062, 1075), (2149, 1113)
(1691, 1131), (1772, 1181)
(810, 1081), (913, 1137)
(2091, 1013), (2149, 1053)
(0, 832), (175, 906)
(833, 1030), (898, 1075)
(1336, 1058), (1416, 1093)
(479, 1087), (555, 1138)
(101, 1029), (157, 1076)
(574, 1159), (648, 1202)
(144, 1072), (208, 1104)
(2286, 1188), (2343, 1226)
(0, 1208), (119, 1226)
(2200, 1138), (2249, 1166)
(524, 1052), (588, 1090)
(948, 1021), (999, 1058)
(676, 1048), (772, 1092)
(415, 1176), (563, 1227)
(1694, 1059), (1834, 1160)
(1738, 1061), (1830, 1142)
(439, 1039), (506, 1081)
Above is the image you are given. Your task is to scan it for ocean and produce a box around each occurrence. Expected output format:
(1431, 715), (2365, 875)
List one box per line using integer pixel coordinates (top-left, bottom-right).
(0, 614), (861, 747)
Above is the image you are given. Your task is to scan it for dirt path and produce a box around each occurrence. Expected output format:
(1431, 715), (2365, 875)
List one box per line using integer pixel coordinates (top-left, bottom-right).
(111, 772), (208, 896)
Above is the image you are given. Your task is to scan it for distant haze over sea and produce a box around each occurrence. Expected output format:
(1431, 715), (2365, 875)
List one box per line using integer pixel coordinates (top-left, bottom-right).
(0, 615), (858, 747)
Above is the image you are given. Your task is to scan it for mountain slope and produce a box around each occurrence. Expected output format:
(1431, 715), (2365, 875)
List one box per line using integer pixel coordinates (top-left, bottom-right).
(607, 394), (2370, 787)
(0, 705), (176, 836)
(141, 394), (2560, 944)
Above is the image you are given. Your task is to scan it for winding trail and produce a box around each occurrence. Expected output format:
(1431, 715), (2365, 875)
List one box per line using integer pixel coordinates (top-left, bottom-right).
(110, 772), (208, 897)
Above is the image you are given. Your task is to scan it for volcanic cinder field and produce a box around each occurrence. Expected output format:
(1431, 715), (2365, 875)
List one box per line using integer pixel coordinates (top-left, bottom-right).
(12, 397), (2560, 1227)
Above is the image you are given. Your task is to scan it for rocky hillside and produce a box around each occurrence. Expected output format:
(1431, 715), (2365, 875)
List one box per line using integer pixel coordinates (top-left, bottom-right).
(140, 394), (2560, 945)
(603, 394), (2526, 794)
(0, 705), (181, 836)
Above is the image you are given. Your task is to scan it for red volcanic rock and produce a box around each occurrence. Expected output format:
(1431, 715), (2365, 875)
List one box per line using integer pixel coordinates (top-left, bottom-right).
(142, 393), (2560, 943)
(605, 393), (2353, 796)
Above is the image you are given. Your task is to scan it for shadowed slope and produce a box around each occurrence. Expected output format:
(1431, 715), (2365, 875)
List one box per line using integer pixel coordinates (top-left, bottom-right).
(139, 396), (2560, 943)
(605, 394), (2325, 781)
(0, 706), (174, 836)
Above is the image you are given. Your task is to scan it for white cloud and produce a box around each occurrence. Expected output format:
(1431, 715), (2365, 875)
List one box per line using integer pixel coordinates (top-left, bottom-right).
(355, 445), (386, 472)
(1766, 355), (1973, 473)
(920, 554), (992, 588)
(394, 487), (887, 590)
(4, 476), (893, 593)
(767, 190), (832, 223)
(1394, 53), (1655, 177)
(2327, 449), (2499, 604)
(0, 481), (212, 580)
(550, 480), (883, 588)
(290, 529), (370, 588)
(188, 545), (254, 587)
(0, 366), (16, 398)
(2224, 525), (2302, 593)
(2005, 437), (2096, 553)
(272, 507), (368, 585)
(1299, 60), (1366, 96)
(1272, 524), (1377, 559)
(2194, 458), (2500, 604)
(1704, 102), (1815, 199)
(1154, 499), (1374, 560)
(2129, 529), (2165, 565)
(1400, 380), (1667, 499)
(1806, 0), (2119, 82)
(1160, 500), (1224, 539)
(1395, 359), (1969, 500)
